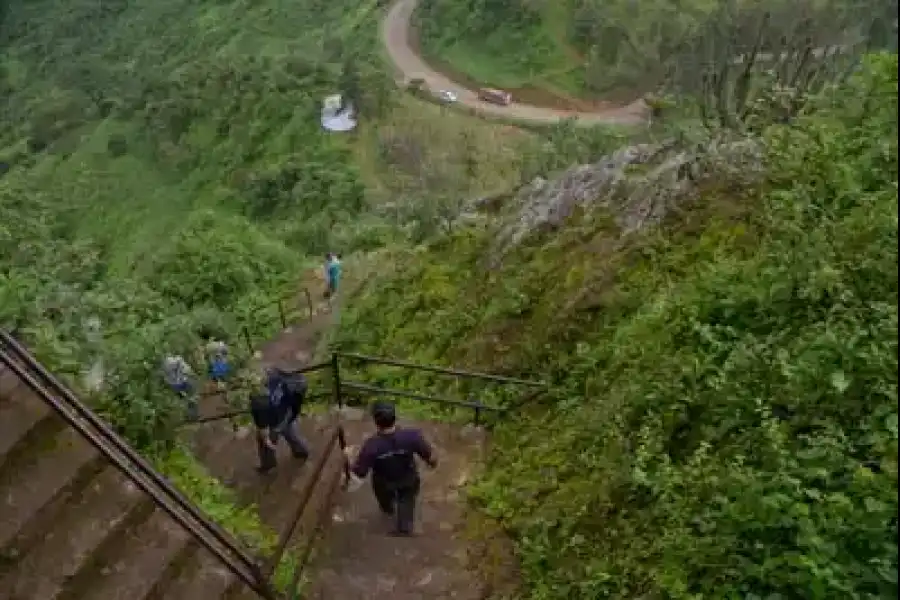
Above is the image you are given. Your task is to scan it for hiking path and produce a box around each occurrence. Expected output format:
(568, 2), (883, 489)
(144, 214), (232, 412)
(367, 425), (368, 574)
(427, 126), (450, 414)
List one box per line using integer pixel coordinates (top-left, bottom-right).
(188, 270), (492, 599)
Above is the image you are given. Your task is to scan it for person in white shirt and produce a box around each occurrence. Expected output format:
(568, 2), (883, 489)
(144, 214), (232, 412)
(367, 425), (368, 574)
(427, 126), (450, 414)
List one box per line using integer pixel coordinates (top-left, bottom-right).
(163, 354), (198, 420)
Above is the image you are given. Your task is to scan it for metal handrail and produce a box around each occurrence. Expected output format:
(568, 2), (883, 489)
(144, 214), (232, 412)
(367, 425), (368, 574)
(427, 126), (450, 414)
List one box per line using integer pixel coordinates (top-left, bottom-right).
(340, 380), (502, 410)
(288, 439), (347, 597)
(336, 352), (547, 387)
(262, 422), (345, 579)
(186, 392), (332, 426)
(239, 290), (315, 354)
(0, 332), (276, 599)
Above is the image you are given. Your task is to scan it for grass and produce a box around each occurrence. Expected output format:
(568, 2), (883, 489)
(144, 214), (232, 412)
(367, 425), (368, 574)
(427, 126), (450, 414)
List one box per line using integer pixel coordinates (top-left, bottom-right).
(154, 446), (303, 592)
(352, 94), (531, 203)
(413, 0), (594, 105)
(433, 40), (585, 96)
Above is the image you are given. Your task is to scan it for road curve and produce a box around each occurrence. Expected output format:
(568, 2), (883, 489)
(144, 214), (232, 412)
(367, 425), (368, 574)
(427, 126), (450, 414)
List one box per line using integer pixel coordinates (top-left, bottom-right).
(381, 0), (649, 126)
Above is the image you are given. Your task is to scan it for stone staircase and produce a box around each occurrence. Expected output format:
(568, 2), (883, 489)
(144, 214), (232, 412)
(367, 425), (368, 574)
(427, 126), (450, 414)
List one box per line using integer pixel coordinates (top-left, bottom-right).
(0, 347), (273, 600)
(305, 410), (488, 600)
(1, 309), (525, 600)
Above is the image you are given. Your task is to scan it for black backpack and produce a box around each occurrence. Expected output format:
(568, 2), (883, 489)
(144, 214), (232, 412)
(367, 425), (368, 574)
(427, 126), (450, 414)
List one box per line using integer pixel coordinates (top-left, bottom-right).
(271, 369), (307, 410)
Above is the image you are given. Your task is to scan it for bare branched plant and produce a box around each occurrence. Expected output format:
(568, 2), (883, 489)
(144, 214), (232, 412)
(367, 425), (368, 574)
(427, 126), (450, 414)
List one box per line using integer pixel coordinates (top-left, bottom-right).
(663, 0), (894, 131)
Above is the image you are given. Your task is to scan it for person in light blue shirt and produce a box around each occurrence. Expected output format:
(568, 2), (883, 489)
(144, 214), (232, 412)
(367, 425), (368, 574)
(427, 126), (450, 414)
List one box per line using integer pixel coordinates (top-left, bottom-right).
(324, 253), (342, 302)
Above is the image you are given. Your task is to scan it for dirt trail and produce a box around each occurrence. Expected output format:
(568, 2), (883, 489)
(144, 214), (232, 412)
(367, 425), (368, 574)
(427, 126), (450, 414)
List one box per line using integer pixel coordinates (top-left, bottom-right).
(193, 280), (494, 599)
(382, 0), (649, 126)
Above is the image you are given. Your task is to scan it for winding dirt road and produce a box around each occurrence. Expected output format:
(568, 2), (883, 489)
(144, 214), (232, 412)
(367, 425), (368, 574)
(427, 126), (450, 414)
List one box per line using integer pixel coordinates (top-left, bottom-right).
(382, 0), (649, 126)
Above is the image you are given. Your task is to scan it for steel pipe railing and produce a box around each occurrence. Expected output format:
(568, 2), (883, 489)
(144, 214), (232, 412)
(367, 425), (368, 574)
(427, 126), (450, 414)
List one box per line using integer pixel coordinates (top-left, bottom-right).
(0, 335), (276, 599)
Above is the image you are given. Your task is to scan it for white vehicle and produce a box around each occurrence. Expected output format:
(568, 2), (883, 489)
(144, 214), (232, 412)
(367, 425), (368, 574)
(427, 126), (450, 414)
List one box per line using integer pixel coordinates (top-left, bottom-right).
(436, 89), (458, 104)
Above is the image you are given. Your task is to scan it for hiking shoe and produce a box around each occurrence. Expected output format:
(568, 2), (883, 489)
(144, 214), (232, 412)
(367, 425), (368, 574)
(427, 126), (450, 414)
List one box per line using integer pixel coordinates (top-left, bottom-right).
(387, 529), (414, 538)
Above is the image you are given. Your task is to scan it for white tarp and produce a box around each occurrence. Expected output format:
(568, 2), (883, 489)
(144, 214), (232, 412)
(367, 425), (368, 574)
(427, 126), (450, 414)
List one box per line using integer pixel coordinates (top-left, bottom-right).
(321, 94), (357, 132)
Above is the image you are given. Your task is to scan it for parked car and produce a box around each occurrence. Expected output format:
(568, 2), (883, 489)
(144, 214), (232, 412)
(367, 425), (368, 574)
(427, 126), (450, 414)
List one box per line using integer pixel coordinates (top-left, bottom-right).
(407, 77), (426, 92)
(478, 88), (512, 106)
(436, 89), (458, 104)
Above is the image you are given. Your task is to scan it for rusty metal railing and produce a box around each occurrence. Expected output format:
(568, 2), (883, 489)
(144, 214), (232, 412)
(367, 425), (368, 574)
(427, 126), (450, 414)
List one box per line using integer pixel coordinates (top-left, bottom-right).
(261, 421), (349, 580)
(1, 294), (547, 600)
(266, 352), (547, 591)
(0, 330), (278, 599)
(333, 351), (546, 425)
(336, 352), (546, 387)
(238, 290), (314, 356)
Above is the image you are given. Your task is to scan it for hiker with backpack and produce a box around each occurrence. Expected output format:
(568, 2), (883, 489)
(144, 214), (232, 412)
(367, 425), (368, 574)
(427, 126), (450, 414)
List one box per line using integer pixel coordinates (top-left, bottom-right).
(163, 354), (199, 421)
(250, 366), (311, 474)
(202, 333), (231, 389)
(344, 401), (437, 536)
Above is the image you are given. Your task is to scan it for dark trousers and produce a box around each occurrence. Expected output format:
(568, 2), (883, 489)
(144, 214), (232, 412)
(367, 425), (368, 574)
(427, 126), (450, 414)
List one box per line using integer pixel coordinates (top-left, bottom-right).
(255, 412), (309, 471)
(372, 476), (420, 534)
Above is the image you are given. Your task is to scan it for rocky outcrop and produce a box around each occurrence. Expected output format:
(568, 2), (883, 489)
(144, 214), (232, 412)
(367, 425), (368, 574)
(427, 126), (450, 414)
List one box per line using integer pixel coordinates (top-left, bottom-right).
(485, 137), (764, 265)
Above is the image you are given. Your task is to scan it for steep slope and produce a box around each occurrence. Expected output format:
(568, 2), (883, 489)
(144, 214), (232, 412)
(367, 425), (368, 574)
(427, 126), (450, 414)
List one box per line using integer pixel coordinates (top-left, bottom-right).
(0, 0), (376, 460)
(332, 55), (899, 598)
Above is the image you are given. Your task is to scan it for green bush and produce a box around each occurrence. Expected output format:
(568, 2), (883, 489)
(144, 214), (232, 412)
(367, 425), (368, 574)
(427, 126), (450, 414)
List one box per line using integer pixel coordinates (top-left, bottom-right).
(155, 446), (303, 592)
(0, 0), (386, 450)
(150, 210), (299, 311)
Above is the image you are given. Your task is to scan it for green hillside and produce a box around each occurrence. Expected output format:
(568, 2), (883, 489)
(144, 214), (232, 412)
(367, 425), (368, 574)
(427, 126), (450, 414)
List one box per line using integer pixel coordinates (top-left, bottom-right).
(0, 0), (546, 444)
(0, 0), (379, 444)
(415, 0), (898, 104)
(334, 54), (899, 597)
(0, 0), (535, 584)
(1, 0), (897, 595)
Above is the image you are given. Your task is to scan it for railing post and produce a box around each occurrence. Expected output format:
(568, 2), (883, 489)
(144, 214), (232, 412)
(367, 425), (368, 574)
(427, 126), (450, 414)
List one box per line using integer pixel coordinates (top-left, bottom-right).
(331, 353), (342, 409)
(337, 425), (351, 489)
(241, 326), (253, 356)
(472, 395), (483, 426)
(277, 299), (286, 329)
(304, 288), (314, 319)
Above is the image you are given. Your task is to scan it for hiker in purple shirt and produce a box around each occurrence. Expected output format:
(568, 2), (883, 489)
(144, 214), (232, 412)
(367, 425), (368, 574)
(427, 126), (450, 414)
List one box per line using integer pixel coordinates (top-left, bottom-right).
(347, 402), (437, 536)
